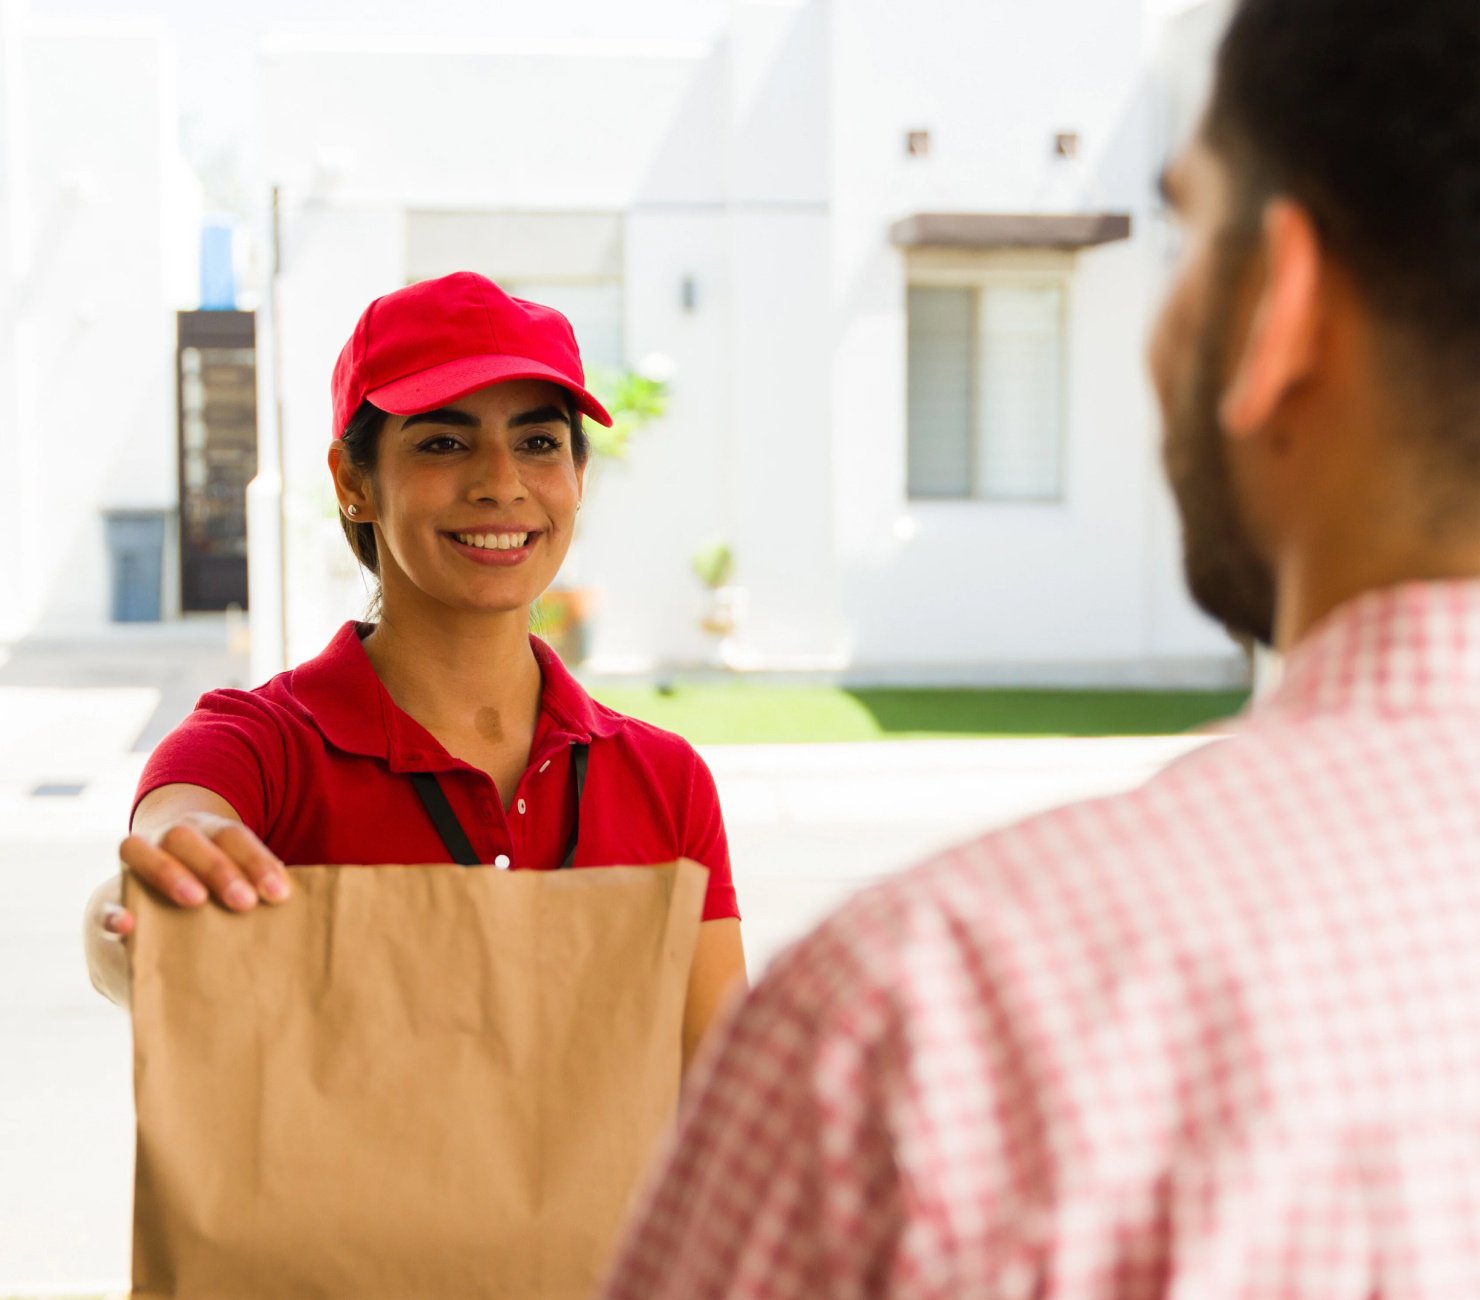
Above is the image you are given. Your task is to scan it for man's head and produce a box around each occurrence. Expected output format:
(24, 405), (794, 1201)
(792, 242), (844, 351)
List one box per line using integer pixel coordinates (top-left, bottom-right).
(1150, 0), (1480, 648)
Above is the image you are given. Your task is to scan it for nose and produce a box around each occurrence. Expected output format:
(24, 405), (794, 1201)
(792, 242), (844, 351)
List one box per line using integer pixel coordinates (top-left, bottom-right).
(467, 442), (527, 506)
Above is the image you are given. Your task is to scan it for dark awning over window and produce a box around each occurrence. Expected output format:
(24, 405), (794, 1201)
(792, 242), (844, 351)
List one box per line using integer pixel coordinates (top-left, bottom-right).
(889, 212), (1133, 251)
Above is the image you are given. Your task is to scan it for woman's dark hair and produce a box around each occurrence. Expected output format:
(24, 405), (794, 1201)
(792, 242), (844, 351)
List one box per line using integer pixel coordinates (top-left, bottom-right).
(1205, 0), (1480, 396)
(336, 394), (591, 577)
(338, 401), (391, 576)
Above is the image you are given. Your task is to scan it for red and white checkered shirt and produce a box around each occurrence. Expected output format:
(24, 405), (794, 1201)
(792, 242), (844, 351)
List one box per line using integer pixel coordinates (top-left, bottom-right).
(601, 581), (1480, 1299)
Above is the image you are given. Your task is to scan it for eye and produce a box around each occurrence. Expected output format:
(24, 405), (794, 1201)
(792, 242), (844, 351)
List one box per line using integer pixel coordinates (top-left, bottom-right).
(521, 433), (563, 454)
(416, 435), (466, 454)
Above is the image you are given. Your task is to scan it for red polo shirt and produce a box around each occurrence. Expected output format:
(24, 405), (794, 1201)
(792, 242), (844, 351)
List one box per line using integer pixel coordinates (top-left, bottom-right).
(135, 622), (739, 922)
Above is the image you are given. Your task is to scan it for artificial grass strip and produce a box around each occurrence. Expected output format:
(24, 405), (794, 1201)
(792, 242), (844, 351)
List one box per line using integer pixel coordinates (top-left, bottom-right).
(588, 684), (1250, 745)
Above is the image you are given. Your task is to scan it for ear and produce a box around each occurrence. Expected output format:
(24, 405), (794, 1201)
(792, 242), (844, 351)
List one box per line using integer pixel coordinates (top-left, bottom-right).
(1220, 199), (1322, 439)
(328, 442), (375, 521)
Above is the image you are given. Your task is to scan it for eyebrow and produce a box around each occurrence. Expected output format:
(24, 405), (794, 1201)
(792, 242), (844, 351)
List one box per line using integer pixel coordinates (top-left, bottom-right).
(401, 407), (480, 431)
(399, 403), (571, 432)
(508, 404), (571, 429)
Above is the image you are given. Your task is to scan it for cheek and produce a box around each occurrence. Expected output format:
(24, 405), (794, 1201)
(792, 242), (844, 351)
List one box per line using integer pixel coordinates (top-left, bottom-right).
(370, 469), (453, 559)
(535, 463), (582, 513)
(1149, 267), (1199, 408)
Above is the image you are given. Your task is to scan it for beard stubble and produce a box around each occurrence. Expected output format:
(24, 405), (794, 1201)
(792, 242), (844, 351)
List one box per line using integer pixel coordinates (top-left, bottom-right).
(1161, 236), (1279, 648)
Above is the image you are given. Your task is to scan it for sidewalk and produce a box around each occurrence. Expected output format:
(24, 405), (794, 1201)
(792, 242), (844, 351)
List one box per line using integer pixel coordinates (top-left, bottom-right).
(0, 619), (246, 1299)
(0, 622), (1209, 1295)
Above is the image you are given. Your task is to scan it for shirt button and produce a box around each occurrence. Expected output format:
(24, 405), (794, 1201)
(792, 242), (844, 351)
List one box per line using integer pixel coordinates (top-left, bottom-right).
(493, 854), (511, 870)
(517, 798), (527, 814)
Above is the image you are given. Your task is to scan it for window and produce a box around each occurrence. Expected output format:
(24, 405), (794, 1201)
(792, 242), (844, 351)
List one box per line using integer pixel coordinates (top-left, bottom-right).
(907, 277), (1067, 502)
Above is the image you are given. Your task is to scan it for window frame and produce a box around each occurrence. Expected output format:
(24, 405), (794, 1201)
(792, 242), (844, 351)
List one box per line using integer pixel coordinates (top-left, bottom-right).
(905, 249), (1074, 506)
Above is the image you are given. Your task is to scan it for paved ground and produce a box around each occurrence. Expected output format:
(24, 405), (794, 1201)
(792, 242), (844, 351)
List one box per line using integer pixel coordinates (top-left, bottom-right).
(0, 620), (1210, 1296)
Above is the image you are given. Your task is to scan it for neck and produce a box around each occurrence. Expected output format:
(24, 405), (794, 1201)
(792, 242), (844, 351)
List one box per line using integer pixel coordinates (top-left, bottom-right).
(361, 596), (542, 737)
(1274, 504), (1480, 652)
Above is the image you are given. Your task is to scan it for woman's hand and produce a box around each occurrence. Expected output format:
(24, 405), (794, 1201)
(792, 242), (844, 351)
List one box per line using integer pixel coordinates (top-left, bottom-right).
(117, 808), (291, 917)
(85, 786), (292, 1007)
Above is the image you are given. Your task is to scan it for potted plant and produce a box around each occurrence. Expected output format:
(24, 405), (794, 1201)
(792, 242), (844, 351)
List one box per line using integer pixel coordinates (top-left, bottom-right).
(691, 538), (746, 668)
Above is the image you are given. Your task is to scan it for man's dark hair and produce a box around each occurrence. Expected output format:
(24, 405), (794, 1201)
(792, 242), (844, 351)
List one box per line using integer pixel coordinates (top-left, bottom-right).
(336, 395), (590, 578)
(1205, 0), (1480, 413)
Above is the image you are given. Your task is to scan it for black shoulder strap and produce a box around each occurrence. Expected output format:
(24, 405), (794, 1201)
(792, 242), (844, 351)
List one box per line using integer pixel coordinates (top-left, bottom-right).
(560, 743), (589, 869)
(410, 771), (480, 866)
(413, 742), (590, 870)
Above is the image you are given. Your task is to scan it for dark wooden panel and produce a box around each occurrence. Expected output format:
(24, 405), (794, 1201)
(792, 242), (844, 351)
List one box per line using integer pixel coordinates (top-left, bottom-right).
(177, 311), (258, 612)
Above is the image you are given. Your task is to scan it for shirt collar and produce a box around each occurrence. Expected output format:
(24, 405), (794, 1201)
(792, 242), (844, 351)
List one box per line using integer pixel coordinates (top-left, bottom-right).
(530, 634), (625, 744)
(1265, 580), (1480, 717)
(290, 621), (623, 773)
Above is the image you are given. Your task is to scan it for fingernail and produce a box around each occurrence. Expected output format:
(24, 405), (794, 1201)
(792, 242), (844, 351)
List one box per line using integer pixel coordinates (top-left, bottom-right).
(261, 873), (291, 902)
(225, 881), (256, 910)
(176, 878), (208, 906)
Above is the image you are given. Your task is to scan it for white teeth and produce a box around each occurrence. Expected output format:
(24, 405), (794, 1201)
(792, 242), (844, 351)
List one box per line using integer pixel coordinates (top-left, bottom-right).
(454, 532), (529, 550)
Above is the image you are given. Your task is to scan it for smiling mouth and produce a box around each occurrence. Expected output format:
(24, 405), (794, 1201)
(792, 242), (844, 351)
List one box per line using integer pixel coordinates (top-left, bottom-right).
(448, 530), (537, 552)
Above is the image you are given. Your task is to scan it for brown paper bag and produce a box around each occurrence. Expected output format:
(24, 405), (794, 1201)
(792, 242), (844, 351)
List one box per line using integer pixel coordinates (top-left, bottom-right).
(126, 860), (706, 1300)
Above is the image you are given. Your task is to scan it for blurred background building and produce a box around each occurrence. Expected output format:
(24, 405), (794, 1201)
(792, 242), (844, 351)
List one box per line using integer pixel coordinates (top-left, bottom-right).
(0, 0), (1236, 686)
(0, 4), (1243, 1289)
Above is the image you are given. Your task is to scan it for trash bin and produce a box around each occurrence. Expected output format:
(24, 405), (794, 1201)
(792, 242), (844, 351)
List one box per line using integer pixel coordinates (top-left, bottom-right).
(103, 508), (168, 622)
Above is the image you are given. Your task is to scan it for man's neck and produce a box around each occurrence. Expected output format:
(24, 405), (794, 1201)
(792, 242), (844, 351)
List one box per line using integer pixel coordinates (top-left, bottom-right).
(1275, 525), (1480, 652)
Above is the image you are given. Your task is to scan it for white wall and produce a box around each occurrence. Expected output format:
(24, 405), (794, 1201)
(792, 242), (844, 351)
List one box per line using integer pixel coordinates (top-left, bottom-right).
(0, 0), (27, 641)
(272, 201), (403, 665)
(259, 38), (726, 213)
(1, 18), (197, 637)
(585, 0), (842, 671)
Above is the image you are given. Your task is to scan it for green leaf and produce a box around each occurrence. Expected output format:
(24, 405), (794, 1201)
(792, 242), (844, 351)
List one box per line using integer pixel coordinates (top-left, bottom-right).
(585, 366), (670, 460)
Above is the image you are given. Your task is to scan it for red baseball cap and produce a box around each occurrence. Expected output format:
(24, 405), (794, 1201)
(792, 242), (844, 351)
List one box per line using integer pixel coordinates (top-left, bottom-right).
(330, 271), (614, 437)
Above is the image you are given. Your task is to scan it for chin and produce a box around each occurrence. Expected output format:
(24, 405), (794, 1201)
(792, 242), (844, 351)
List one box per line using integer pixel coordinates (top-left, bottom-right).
(1184, 551), (1277, 649)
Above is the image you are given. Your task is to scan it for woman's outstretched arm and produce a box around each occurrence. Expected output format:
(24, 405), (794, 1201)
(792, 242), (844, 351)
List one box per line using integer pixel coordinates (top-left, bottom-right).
(83, 784), (291, 1007)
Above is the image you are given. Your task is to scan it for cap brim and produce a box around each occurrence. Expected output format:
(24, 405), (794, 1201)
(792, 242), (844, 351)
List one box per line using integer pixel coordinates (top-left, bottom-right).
(367, 354), (614, 427)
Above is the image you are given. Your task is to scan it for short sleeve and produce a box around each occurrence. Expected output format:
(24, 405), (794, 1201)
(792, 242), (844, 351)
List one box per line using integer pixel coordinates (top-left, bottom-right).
(683, 751), (740, 922)
(133, 689), (289, 835)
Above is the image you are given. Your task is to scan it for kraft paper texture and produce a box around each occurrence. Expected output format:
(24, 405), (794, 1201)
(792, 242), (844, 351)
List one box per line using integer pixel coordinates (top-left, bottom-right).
(126, 860), (706, 1299)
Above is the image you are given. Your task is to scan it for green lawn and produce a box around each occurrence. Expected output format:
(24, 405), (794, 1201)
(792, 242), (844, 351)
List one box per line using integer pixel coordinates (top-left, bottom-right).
(589, 683), (1250, 745)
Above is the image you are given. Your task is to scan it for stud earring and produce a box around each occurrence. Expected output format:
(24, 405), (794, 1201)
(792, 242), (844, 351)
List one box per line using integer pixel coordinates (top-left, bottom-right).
(346, 504), (360, 519)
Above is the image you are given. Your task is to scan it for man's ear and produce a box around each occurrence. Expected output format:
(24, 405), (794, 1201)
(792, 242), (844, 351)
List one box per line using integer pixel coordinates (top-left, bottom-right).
(1220, 199), (1323, 439)
(327, 442), (375, 521)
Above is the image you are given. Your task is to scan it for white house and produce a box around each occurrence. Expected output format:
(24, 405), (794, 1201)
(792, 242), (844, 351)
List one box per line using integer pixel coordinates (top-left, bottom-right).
(255, 0), (1243, 686)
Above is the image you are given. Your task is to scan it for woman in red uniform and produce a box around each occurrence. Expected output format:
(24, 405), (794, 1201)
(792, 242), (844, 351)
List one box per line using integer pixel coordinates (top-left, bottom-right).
(85, 271), (746, 1069)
